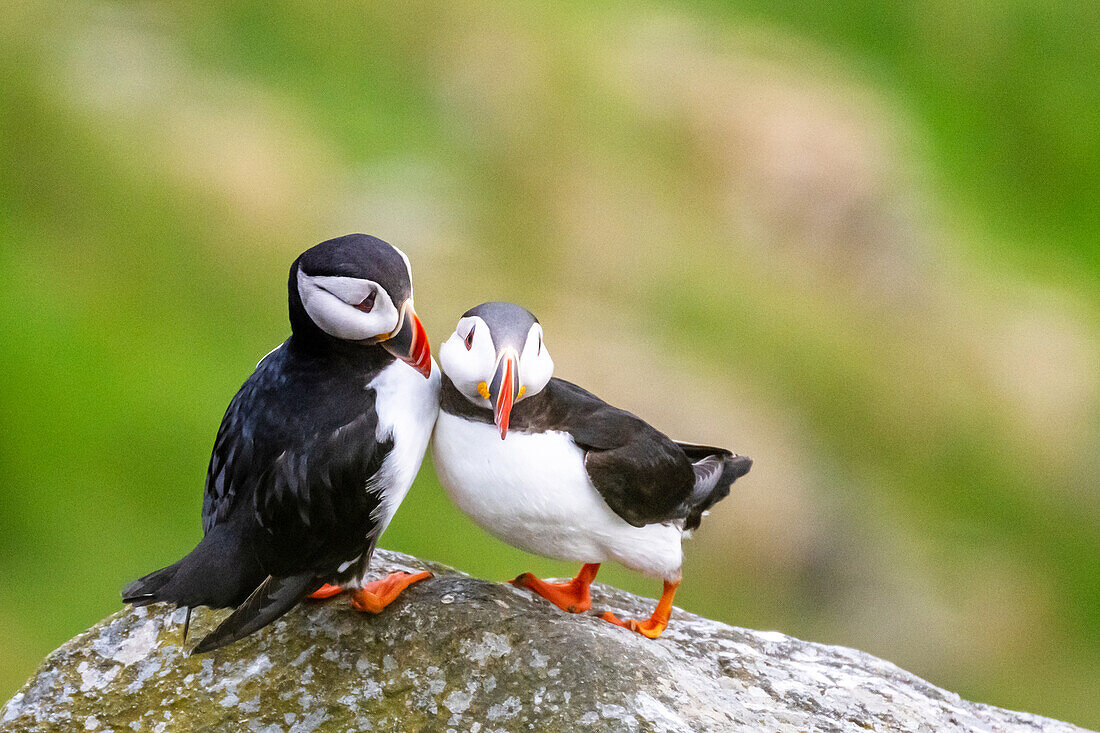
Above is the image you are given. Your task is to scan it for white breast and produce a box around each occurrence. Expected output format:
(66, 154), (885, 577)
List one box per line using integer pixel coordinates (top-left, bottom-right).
(368, 357), (441, 536)
(431, 410), (684, 581)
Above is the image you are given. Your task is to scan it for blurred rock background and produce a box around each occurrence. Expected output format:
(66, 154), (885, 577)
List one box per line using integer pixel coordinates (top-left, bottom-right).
(1, 0), (1097, 726)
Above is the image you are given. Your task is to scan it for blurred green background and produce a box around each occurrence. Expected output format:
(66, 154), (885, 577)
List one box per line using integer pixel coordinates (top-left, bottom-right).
(2, 0), (1098, 726)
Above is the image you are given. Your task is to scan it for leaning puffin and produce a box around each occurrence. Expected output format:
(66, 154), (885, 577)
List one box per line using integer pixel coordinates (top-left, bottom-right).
(431, 302), (751, 638)
(123, 234), (439, 653)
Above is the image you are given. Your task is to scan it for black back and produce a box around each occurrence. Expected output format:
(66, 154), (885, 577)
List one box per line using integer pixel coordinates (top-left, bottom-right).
(441, 375), (697, 527)
(204, 338), (392, 583)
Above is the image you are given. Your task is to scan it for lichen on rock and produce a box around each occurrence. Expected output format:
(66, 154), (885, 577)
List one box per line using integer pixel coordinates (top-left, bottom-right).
(1, 550), (1090, 732)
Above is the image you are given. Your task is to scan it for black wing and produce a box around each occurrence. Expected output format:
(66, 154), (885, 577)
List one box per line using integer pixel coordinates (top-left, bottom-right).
(203, 344), (389, 579)
(505, 378), (697, 527)
(190, 572), (319, 654)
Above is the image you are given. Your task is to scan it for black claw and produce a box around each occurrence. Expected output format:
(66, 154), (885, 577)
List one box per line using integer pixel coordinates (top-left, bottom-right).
(181, 606), (193, 644)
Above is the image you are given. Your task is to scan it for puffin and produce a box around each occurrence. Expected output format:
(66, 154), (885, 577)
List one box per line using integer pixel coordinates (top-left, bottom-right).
(123, 234), (440, 653)
(431, 302), (752, 638)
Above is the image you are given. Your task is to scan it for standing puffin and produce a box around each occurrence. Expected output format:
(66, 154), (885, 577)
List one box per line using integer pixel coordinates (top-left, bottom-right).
(123, 234), (440, 653)
(431, 302), (752, 638)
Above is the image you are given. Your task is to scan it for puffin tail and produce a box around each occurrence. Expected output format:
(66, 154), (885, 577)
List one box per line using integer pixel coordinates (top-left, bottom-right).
(121, 523), (264, 611)
(121, 564), (180, 606)
(676, 442), (752, 531)
(191, 573), (320, 654)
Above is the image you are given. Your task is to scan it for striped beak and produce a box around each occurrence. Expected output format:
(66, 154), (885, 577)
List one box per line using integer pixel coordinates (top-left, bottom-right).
(381, 304), (432, 378)
(488, 350), (520, 440)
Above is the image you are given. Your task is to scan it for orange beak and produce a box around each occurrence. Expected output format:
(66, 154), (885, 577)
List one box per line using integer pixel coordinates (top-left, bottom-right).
(489, 351), (519, 440)
(381, 306), (432, 378)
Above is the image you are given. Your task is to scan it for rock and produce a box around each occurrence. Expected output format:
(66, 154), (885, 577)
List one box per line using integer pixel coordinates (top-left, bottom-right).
(1, 550), (1089, 732)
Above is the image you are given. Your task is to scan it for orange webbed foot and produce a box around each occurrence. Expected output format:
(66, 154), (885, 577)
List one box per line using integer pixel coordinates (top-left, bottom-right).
(510, 563), (600, 613)
(598, 579), (680, 639)
(599, 610), (668, 639)
(308, 583), (345, 600)
(350, 571), (432, 614)
(511, 574), (592, 613)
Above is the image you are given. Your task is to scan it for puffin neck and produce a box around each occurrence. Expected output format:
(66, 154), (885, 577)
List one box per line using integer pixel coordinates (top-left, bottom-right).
(440, 373), (551, 427)
(286, 330), (394, 368)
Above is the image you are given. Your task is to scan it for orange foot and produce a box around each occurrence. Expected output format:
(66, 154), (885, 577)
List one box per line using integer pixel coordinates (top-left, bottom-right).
(351, 571), (432, 614)
(308, 583), (345, 600)
(600, 579), (680, 639)
(511, 563), (600, 613)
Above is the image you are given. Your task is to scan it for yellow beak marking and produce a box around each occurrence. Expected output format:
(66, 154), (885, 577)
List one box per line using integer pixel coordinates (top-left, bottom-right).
(477, 381), (491, 399)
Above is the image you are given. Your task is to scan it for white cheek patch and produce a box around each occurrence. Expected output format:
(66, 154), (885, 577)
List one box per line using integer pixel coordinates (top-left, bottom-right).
(519, 323), (553, 398)
(439, 316), (496, 406)
(297, 271), (400, 341)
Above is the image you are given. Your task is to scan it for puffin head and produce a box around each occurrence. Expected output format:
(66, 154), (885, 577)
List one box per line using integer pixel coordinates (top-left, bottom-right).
(289, 234), (432, 377)
(439, 302), (554, 439)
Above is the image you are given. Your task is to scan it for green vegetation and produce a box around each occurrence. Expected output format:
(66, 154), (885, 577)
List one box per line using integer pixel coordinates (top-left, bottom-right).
(1, 1), (1096, 727)
(699, 0), (1100, 279)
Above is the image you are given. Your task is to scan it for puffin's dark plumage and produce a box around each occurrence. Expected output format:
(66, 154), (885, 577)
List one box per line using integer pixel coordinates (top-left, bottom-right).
(123, 234), (438, 653)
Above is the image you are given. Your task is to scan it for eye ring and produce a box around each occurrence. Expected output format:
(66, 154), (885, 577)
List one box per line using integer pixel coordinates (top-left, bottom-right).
(464, 324), (475, 350)
(355, 291), (376, 313)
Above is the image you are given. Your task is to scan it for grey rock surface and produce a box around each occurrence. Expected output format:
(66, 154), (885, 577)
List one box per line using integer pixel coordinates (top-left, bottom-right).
(1, 549), (1090, 732)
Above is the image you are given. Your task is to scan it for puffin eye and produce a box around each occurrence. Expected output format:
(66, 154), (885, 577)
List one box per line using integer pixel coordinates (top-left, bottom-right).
(537, 335), (542, 355)
(355, 290), (376, 313)
(464, 324), (475, 350)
